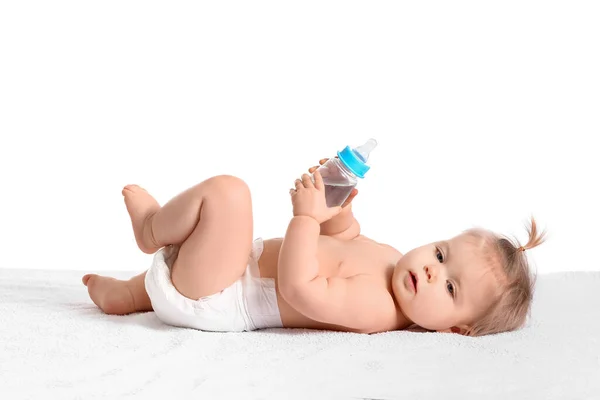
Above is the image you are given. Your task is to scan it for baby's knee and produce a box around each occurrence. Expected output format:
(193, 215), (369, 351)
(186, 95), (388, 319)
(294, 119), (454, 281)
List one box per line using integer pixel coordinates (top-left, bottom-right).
(205, 175), (251, 202)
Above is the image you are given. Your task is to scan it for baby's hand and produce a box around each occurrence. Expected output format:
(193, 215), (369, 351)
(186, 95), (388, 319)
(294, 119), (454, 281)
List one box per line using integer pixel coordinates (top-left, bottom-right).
(308, 158), (358, 209)
(289, 170), (342, 224)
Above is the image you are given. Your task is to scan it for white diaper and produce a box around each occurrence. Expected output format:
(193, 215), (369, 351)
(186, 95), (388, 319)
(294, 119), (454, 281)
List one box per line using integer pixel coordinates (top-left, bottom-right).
(144, 238), (283, 332)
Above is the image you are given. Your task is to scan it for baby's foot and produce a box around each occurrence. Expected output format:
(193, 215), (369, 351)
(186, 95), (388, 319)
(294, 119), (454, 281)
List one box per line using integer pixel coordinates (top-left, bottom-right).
(122, 184), (161, 254)
(82, 274), (136, 315)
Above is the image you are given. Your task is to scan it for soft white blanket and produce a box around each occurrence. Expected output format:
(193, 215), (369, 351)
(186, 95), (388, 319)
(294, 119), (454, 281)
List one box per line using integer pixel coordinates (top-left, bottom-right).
(1, 268), (598, 400)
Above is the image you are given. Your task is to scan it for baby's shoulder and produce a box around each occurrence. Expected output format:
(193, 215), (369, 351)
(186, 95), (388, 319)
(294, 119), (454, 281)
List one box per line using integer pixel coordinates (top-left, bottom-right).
(355, 235), (403, 256)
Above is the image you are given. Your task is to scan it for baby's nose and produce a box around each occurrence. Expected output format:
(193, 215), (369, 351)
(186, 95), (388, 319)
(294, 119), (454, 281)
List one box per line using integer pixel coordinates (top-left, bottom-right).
(424, 265), (438, 281)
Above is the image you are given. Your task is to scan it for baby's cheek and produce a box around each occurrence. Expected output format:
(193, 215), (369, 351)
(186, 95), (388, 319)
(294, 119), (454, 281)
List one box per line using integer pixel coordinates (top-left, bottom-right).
(413, 293), (455, 329)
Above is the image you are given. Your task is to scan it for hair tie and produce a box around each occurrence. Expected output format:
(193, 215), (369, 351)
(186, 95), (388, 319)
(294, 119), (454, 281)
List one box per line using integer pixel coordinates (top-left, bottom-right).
(519, 246), (526, 252)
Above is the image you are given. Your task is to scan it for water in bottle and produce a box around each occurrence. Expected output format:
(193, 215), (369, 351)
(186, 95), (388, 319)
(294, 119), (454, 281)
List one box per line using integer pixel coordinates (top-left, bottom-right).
(315, 138), (378, 208)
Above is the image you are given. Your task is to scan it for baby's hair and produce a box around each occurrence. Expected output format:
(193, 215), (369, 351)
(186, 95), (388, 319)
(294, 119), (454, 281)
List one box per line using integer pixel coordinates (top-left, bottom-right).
(465, 216), (547, 336)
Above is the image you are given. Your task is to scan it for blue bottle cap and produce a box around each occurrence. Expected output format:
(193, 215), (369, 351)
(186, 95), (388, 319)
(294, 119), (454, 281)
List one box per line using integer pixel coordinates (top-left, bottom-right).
(337, 139), (377, 179)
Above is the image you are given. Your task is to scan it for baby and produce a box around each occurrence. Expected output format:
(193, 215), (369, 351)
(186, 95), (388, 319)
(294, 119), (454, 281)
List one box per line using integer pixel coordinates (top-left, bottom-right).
(83, 159), (546, 336)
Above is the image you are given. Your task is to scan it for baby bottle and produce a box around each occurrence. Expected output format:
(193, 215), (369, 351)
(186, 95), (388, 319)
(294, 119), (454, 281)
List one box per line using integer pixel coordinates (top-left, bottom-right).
(314, 138), (378, 208)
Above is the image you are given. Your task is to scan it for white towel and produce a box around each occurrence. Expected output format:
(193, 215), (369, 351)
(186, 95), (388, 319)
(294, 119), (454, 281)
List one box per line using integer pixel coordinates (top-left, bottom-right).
(1, 268), (599, 400)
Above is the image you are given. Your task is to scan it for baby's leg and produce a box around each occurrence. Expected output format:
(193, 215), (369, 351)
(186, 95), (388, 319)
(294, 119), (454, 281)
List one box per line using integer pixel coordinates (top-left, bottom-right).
(82, 271), (152, 315)
(124, 175), (254, 300)
(83, 175), (253, 313)
(81, 184), (162, 315)
(164, 175), (254, 299)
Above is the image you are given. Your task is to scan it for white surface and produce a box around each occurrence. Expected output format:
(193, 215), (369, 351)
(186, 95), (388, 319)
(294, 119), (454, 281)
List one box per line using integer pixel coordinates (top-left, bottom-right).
(1, 267), (598, 399)
(1, 2), (599, 275)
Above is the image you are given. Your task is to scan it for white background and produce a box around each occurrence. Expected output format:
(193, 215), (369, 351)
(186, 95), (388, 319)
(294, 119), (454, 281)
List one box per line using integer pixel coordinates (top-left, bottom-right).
(1, 1), (598, 275)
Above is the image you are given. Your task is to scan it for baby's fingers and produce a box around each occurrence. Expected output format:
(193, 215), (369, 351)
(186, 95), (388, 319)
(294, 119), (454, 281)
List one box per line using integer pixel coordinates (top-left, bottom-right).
(313, 170), (324, 190)
(301, 174), (314, 188)
(341, 188), (358, 208)
(309, 158), (328, 173)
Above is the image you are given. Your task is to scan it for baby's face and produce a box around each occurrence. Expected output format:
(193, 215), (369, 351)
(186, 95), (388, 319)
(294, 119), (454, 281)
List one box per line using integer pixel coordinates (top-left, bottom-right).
(392, 233), (499, 333)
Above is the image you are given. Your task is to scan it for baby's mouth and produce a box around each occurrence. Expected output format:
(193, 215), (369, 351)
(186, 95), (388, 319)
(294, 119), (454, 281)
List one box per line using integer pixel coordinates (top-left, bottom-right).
(409, 271), (418, 293)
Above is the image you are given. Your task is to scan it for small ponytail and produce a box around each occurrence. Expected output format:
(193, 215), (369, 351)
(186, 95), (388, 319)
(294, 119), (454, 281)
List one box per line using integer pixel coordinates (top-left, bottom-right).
(466, 216), (546, 336)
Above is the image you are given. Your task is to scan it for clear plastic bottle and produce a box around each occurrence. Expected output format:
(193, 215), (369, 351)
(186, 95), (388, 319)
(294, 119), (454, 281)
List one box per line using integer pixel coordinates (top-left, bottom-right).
(314, 138), (378, 207)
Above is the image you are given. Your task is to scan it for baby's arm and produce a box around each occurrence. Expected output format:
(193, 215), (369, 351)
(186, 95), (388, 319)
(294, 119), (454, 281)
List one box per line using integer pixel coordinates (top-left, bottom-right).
(307, 162), (361, 241)
(319, 201), (361, 241)
(278, 216), (384, 332)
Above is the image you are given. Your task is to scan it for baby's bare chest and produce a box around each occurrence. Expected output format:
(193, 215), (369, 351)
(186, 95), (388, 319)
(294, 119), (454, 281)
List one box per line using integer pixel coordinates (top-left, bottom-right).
(258, 236), (401, 280)
(316, 236), (401, 278)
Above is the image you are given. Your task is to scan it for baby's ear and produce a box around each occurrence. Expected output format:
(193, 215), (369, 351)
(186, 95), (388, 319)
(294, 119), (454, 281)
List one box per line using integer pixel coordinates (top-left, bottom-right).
(438, 325), (469, 335)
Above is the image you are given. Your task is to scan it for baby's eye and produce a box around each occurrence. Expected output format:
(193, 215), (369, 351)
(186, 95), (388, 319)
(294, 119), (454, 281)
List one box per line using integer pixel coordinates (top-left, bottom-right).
(435, 248), (444, 263)
(446, 281), (455, 297)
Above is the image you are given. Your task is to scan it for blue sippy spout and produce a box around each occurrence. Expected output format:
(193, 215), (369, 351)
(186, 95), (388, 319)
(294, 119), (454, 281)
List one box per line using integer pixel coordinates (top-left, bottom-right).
(337, 138), (378, 178)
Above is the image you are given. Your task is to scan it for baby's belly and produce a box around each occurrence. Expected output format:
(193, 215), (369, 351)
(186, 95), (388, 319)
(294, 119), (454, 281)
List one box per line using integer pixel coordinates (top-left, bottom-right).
(275, 293), (362, 332)
(258, 236), (350, 279)
(256, 237), (367, 332)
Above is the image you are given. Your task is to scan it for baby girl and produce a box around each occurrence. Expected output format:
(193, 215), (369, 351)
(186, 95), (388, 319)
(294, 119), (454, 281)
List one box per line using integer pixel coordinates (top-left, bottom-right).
(83, 159), (545, 336)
